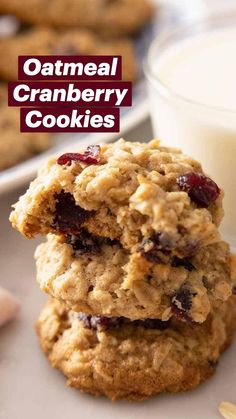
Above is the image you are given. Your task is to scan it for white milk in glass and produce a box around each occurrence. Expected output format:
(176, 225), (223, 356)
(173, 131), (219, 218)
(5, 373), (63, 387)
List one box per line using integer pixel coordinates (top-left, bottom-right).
(147, 26), (236, 246)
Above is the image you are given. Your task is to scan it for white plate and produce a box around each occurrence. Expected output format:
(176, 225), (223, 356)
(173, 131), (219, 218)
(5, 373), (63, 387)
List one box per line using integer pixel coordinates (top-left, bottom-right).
(1, 188), (235, 419)
(0, 0), (208, 195)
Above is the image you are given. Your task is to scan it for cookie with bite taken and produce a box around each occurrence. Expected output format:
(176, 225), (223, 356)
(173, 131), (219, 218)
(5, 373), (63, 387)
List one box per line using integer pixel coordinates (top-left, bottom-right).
(10, 139), (223, 258)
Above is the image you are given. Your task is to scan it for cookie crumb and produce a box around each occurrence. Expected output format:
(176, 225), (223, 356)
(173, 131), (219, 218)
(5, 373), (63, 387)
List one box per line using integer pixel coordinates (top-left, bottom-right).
(219, 402), (236, 419)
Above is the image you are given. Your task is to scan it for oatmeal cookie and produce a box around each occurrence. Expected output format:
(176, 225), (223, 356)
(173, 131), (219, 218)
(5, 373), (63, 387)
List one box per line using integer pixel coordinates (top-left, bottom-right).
(10, 139), (223, 258)
(0, 0), (154, 37)
(35, 235), (234, 323)
(0, 84), (50, 170)
(36, 297), (236, 400)
(0, 27), (137, 82)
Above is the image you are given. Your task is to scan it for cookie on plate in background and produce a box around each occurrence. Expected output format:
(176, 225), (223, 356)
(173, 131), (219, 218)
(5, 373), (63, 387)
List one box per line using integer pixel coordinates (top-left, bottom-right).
(0, 27), (138, 82)
(0, 0), (155, 37)
(0, 84), (51, 171)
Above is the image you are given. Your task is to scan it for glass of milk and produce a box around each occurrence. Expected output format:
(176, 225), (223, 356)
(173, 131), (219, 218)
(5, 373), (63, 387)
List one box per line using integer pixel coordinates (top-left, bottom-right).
(145, 13), (236, 247)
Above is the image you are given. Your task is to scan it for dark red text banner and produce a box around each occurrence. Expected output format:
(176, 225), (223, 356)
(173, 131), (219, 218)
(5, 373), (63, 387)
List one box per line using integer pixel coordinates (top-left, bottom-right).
(18, 56), (122, 80)
(8, 81), (132, 107)
(20, 107), (120, 133)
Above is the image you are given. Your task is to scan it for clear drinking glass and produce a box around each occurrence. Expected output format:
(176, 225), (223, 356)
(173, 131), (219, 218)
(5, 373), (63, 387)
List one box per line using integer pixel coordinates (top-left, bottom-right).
(144, 13), (236, 247)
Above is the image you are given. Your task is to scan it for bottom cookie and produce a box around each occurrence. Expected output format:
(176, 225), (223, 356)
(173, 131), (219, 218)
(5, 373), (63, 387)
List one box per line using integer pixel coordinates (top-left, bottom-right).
(36, 298), (236, 401)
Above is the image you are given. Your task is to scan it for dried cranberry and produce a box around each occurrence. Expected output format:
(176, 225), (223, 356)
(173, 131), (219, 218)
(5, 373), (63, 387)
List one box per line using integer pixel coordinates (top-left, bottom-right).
(140, 232), (176, 263)
(90, 316), (120, 330)
(171, 287), (194, 322)
(171, 305), (193, 323)
(78, 313), (170, 331)
(78, 313), (122, 330)
(173, 287), (192, 311)
(57, 145), (101, 166)
(180, 241), (200, 258)
(151, 232), (176, 250)
(52, 191), (93, 234)
(66, 231), (100, 254)
(177, 172), (220, 208)
(232, 285), (236, 295)
(134, 318), (170, 330)
(171, 256), (195, 272)
(77, 312), (92, 329)
(66, 231), (118, 255)
(141, 248), (171, 264)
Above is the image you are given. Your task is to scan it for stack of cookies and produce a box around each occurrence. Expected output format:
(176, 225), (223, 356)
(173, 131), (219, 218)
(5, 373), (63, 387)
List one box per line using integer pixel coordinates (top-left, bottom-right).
(0, 0), (154, 170)
(10, 139), (236, 400)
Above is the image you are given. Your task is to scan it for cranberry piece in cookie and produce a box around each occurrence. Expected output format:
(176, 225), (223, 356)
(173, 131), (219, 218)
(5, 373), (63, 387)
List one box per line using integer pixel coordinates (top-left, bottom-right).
(140, 232), (176, 264)
(135, 318), (170, 330)
(171, 256), (195, 272)
(171, 306), (193, 323)
(78, 313), (170, 331)
(177, 172), (220, 208)
(172, 288), (193, 323)
(173, 287), (192, 311)
(57, 145), (101, 166)
(78, 313), (121, 330)
(66, 231), (100, 255)
(52, 191), (93, 234)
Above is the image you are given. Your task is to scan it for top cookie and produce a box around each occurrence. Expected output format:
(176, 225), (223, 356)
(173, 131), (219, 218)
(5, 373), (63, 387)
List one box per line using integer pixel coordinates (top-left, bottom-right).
(0, 27), (137, 82)
(0, 0), (154, 37)
(10, 139), (223, 258)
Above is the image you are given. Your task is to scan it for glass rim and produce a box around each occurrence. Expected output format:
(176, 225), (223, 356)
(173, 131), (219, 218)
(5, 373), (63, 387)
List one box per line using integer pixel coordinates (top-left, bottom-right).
(144, 11), (236, 115)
